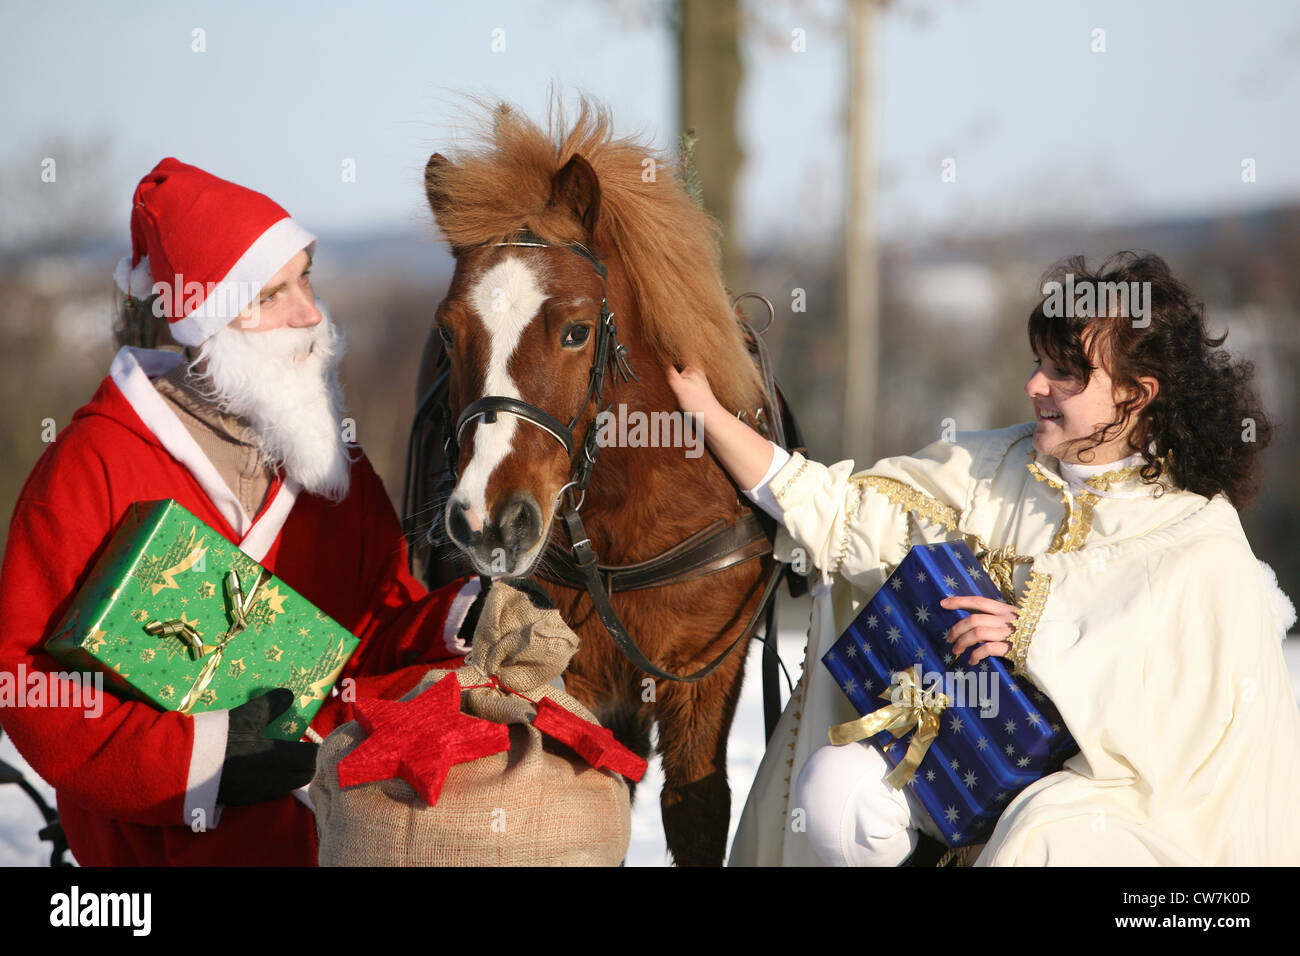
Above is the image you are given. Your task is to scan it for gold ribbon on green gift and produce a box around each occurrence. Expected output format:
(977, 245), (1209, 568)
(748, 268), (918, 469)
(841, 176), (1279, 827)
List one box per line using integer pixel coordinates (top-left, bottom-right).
(144, 567), (270, 714)
(827, 665), (951, 789)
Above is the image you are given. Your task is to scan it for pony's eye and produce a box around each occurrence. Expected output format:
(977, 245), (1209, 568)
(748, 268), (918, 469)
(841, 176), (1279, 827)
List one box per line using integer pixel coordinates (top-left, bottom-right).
(437, 324), (454, 350)
(562, 325), (591, 348)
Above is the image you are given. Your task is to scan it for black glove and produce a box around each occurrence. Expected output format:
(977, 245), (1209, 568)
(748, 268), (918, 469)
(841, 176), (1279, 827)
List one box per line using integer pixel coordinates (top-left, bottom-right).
(216, 689), (319, 807)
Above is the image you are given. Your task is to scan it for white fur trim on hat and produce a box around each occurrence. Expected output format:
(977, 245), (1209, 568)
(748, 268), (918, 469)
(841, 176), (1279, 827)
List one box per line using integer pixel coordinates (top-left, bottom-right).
(113, 255), (155, 298)
(166, 217), (317, 346)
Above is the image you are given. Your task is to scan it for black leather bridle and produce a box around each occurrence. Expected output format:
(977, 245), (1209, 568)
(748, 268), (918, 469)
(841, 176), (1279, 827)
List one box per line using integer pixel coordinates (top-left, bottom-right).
(448, 231), (635, 515)
(407, 229), (801, 725)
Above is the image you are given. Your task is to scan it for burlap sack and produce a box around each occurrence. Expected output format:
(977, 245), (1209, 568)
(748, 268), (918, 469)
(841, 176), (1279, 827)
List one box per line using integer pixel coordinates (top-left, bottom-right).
(311, 582), (631, 866)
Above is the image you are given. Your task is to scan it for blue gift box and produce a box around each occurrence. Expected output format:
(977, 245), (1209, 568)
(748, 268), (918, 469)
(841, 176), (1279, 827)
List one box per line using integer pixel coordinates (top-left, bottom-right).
(821, 540), (1077, 848)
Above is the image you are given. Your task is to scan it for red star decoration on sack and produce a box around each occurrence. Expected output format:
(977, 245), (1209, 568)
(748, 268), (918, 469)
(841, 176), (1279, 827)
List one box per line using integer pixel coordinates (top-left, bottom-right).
(532, 697), (648, 782)
(336, 673), (511, 806)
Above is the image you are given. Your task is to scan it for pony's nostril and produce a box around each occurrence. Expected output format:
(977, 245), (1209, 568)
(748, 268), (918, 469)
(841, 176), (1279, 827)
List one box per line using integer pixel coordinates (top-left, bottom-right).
(499, 496), (541, 553)
(447, 498), (482, 544)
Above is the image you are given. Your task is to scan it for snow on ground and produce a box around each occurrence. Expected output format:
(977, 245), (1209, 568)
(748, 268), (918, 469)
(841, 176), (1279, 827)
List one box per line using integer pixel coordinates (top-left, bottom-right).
(3, 611), (1298, 868)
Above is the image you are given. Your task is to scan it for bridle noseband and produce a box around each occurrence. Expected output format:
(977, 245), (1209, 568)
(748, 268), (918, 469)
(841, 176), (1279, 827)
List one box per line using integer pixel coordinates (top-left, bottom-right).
(447, 229), (636, 514)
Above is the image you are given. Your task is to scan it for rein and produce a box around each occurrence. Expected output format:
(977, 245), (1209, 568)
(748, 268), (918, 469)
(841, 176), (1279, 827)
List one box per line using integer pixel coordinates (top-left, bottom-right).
(405, 229), (798, 706)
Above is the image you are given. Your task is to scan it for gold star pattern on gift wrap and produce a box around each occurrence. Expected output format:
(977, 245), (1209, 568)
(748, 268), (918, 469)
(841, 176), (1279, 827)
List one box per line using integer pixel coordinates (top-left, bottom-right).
(284, 638), (349, 709)
(134, 527), (207, 596)
(265, 645), (283, 663)
(159, 685), (175, 700)
(242, 585), (288, 630)
(84, 628), (108, 653)
(196, 689), (218, 707)
(227, 658), (246, 679)
(281, 719), (301, 736)
(139, 648), (156, 663)
(297, 627), (310, 637)
(197, 581), (216, 599)
(131, 608), (149, 623)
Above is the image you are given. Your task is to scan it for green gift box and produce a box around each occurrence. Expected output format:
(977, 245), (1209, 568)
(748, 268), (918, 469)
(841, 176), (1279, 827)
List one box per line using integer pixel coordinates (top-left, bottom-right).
(44, 499), (360, 741)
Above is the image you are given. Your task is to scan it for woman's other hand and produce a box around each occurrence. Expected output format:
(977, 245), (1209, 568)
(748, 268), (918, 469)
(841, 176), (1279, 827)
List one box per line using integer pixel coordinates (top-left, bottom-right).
(941, 594), (1018, 665)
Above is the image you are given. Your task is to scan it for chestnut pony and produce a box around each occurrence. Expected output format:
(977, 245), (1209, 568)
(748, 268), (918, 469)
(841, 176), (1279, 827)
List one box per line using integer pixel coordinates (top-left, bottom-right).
(413, 99), (784, 866)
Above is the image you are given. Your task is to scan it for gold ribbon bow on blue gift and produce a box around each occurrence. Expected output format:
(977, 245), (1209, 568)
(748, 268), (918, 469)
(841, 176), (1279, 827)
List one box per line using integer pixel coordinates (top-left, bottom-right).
(144, 568), (270, 714)
(827, 664), (951, 789)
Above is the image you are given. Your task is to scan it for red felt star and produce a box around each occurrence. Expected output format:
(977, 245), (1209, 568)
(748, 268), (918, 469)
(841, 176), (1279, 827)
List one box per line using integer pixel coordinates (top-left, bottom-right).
(336, 672), (511, 806)
(532, 697), (648, 782)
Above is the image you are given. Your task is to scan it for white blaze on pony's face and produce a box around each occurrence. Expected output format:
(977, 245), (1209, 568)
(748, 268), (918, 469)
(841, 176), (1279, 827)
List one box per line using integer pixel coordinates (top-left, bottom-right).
(446, 253), (559, 576)
(456, 255), (546, 526)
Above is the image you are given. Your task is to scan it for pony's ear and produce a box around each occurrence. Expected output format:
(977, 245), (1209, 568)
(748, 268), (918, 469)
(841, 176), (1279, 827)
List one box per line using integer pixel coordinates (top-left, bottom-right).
(550, 153), (601, 240)
(425, 152), (454, 224)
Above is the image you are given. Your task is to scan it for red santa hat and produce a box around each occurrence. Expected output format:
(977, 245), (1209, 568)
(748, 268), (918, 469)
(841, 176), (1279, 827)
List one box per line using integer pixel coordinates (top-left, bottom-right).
(113, 157), (317, 346)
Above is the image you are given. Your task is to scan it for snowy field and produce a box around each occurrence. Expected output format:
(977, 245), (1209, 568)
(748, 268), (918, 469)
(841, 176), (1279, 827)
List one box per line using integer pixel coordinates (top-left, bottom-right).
(3, 600), (1298, 867)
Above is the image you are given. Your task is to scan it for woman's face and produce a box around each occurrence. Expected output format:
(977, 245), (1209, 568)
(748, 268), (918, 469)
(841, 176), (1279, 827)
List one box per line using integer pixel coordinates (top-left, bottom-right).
(1024, 336), (1137, 464)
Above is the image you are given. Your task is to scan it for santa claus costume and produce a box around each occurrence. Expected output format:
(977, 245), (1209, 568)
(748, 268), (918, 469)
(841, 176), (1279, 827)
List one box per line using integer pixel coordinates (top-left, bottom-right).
(0, 158), (480, 866)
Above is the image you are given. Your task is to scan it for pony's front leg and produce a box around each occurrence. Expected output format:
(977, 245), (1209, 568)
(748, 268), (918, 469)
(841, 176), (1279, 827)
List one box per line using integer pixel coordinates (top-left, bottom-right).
(654, 647), (749, 866)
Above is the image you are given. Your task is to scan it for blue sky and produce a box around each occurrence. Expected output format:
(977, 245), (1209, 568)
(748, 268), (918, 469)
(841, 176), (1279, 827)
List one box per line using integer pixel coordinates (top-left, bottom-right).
(2, 0), (1298, 251)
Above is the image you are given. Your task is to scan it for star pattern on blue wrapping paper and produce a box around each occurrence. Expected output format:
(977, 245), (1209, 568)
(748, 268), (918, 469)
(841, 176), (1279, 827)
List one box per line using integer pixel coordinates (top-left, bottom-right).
(887, 625), (902, 644)
(1003, 718), (1017, 734)
(889, 578), (903, 591)
(1004, 744), (1016, 756)
(865, 614), (879, 629)
(913, 604), (931, 623)
(942, 574), (958, 589)
(949, 757), (961, 771)
(843, 677), (858, 695)
(945, 805), (960, 823)
(914, 647), (926, 661)
(965, 565), (983, 579)
(963, 770), (978, 789)
(1017, 756), (1032, 768)
(976, 736), (988, 750)
(845, 644), (858, 659)
(949, 716), (965, 734)
(925, 769), (936, 782)
(1026, 712), (1044, 728)
(916, 571), (928, 584)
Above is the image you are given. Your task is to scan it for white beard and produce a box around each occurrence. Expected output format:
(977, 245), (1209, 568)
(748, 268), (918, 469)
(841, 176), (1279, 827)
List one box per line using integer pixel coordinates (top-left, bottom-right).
(190, 306), (353, 502)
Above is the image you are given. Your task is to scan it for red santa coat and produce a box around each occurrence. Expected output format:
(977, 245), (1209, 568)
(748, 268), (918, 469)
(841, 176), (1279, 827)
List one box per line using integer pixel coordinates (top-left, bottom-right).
(0, 347), (479, 866)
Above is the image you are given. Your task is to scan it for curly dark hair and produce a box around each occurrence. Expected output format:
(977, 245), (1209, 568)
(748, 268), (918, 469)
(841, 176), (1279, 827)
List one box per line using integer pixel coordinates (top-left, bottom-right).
(1027, 251), (1272, 508)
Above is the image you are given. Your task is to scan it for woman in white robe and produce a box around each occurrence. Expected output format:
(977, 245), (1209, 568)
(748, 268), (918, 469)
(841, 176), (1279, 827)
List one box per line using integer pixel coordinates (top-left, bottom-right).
(667, 252), (1300, 866)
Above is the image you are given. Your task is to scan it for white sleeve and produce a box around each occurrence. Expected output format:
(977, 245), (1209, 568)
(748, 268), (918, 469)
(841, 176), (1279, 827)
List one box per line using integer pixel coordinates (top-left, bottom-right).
(741, 442), (791, 520)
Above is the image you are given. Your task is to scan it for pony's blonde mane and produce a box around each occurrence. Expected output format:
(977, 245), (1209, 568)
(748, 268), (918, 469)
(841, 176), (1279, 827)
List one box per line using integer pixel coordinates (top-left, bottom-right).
(426, 94), (764, 416)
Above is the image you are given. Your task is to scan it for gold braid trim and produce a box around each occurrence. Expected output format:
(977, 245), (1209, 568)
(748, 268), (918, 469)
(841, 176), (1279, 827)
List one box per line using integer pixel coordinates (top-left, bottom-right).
(850, 475), (960, 532)
(1026, 459), (1099, 554)
(832, 480), (867, 574)
(1083, 462), (1144, 491)
(1008, 570), (1052, 672)
(772, 458), (809, 501)
(964, 540), (1033, 604)
(937, 843), (982, 867)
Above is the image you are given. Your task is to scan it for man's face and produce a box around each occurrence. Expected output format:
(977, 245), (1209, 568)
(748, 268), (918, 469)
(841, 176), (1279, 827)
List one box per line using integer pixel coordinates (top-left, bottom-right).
(235, 249), (320, 340)
(192, 249), (351, 502)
